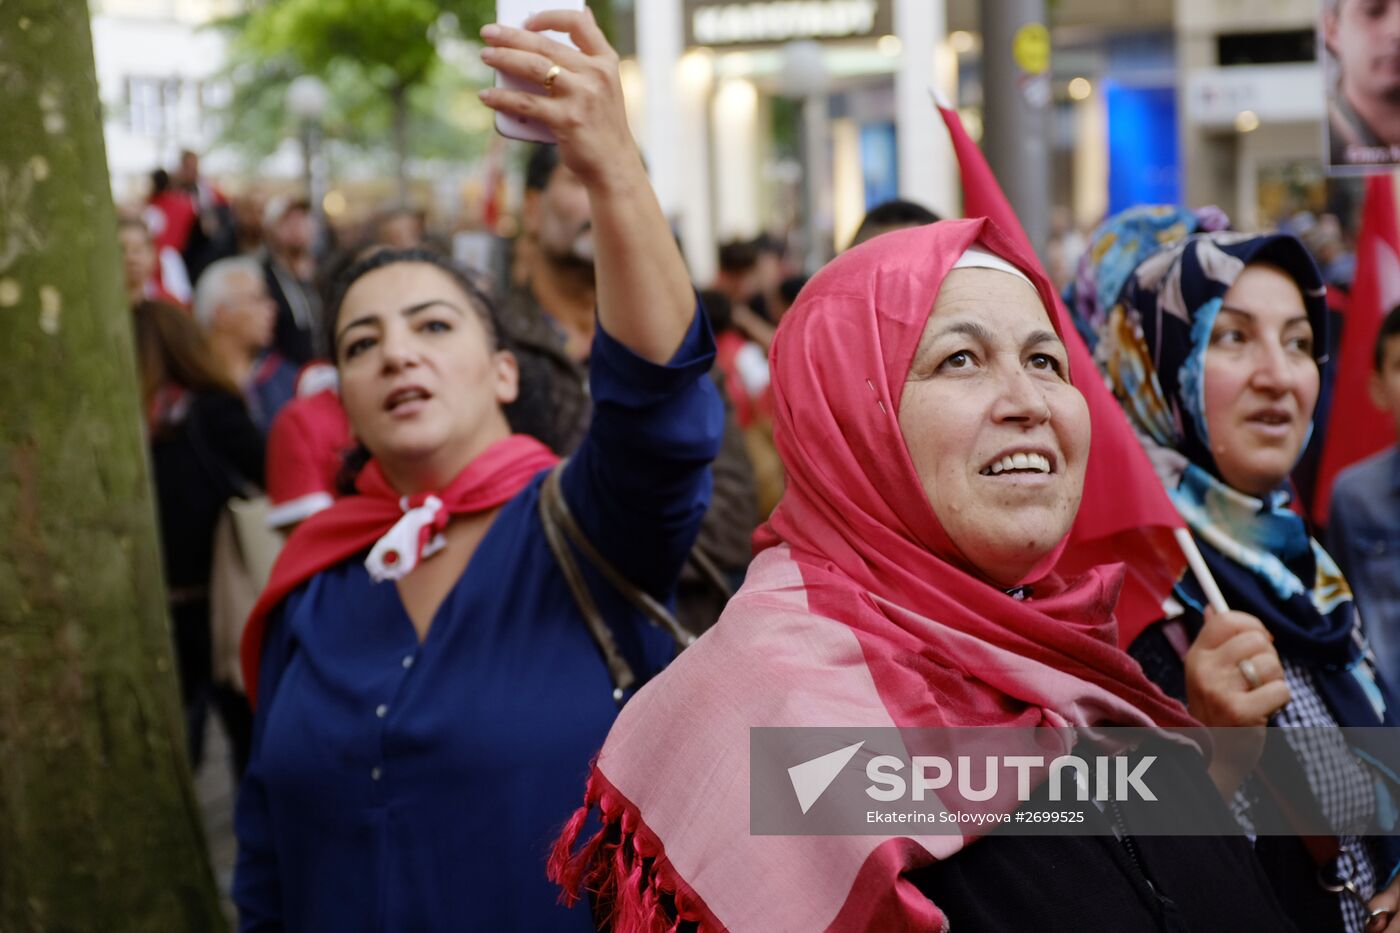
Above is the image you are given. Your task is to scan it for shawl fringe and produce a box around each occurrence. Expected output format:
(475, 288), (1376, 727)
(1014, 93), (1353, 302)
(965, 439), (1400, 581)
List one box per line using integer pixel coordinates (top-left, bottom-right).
(549, 769), (720, 932)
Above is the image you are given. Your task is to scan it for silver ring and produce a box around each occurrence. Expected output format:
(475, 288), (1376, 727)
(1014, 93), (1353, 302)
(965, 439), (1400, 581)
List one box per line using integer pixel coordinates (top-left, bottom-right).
(1368, 906), (1396, 924)
(1238, 657), (1262, 691)
(543, 64), (563, 94)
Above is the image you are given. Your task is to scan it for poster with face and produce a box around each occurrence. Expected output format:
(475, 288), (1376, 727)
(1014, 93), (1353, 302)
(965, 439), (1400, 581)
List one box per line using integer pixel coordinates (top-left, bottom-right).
(1323, 0), (1400, 171)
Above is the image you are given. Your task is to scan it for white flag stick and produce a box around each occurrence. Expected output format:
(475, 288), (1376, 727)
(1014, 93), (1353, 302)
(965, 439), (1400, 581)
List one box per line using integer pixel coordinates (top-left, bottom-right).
(928, 84), (953, 111)
(1172, 527), (1230, 614)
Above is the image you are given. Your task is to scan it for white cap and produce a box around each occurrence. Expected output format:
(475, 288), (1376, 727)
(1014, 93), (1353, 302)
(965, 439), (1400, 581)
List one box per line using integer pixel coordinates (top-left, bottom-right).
(951, 245), (1035, 287)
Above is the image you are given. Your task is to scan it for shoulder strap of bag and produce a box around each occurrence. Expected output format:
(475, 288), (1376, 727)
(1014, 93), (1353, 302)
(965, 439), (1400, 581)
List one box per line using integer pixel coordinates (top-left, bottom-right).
(686, 540), (735, 602)
(538, 461), (701, 705)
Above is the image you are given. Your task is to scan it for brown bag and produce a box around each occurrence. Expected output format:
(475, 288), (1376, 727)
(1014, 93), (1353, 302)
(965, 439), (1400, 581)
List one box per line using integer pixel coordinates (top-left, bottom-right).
(209, 496), (282, 693)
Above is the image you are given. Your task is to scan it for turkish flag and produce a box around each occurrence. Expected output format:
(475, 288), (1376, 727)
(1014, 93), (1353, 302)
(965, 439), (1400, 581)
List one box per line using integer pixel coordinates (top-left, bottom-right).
(481, 136), (508, 231)
(934, 98), (1187, 646)
(1312, 174), (1400, 526)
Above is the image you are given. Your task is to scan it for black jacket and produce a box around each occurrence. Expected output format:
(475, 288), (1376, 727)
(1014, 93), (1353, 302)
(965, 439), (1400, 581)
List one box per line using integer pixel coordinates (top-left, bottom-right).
(911, 735), (1300, 933)
(149, 391), (265, 591)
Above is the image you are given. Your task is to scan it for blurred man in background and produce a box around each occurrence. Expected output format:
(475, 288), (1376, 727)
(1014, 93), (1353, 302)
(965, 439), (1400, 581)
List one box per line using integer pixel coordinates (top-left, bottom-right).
(174, 149), (239, 283)
(846, 198), (940, 250)
(260, 196), (323, 365)
(1329, 306), (1400, 689)
(500, 145), (758, 633)
(374, 205), (426, 250)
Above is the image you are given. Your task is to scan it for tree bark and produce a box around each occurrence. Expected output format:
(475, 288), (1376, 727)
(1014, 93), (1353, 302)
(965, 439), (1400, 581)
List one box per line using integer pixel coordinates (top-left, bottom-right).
(391, 81), (409, 205)
(0, 2), (225, 930)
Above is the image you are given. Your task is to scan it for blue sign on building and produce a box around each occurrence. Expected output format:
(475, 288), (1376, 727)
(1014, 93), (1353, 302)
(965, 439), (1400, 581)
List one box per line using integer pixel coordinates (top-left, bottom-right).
(1106, 82), (1181, 214)
(860, 121), (899, 210)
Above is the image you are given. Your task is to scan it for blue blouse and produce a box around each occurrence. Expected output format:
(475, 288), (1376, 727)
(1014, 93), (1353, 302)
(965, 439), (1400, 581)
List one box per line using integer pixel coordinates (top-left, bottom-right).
(234, 309), (723, 932)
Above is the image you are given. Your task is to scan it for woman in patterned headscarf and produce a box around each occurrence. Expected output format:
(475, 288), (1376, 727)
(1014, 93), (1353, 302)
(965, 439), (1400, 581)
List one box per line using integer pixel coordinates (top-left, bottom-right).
(1078, 205), (1400, 933)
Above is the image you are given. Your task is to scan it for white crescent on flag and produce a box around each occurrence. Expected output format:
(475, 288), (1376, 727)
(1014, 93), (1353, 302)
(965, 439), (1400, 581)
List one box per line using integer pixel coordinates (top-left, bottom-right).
(1375, 237), (1400, 313)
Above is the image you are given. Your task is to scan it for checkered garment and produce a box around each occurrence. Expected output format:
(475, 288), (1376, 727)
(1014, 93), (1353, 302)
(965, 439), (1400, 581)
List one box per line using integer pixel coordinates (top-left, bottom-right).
(1231, 660), (1382, 933)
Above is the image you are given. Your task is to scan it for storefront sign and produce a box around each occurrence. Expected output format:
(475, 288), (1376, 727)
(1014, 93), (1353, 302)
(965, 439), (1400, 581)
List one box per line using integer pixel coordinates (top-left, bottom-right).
(684, 0), (893, 48)
(1184, 64), (1322, 129)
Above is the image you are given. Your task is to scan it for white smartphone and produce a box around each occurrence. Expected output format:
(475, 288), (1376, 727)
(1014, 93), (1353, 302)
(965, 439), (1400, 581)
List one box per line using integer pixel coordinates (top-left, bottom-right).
(493, 0), (587, 144)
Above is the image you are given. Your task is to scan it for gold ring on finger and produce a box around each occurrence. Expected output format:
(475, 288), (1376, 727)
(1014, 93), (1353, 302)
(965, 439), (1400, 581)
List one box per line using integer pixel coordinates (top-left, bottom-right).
(1238, 657), (1261, 691)
(543, 64), (563, 95)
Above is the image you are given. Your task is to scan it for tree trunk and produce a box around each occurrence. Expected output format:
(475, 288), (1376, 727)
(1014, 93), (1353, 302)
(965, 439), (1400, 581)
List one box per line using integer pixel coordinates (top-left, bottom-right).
(0, 3), (225, 930)
(391, 82), (409, 205)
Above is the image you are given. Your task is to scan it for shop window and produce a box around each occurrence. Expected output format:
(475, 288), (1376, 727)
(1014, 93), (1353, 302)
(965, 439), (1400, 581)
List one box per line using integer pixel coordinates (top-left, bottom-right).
(1217, 30), (1315, 66)
(125, 76), (180, 137)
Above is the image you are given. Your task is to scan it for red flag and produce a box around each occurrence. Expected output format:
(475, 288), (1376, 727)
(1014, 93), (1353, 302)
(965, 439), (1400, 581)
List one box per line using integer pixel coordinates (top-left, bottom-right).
(934, 99), (1187, 645)
(1312, 174), (1400, 525)
(481, 135), (508, 231)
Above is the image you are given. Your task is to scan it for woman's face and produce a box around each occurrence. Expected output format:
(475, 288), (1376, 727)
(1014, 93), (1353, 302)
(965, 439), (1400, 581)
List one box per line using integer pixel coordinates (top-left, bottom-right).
(1202, 263), (1319, 496)
(119, 225), (155, 294)
(899, 268), (1090, 587)
(334, 262), (518, 487)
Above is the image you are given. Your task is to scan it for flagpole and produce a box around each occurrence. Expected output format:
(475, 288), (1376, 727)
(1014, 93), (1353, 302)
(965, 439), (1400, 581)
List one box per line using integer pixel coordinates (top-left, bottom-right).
(1172, 528), (1230, 614)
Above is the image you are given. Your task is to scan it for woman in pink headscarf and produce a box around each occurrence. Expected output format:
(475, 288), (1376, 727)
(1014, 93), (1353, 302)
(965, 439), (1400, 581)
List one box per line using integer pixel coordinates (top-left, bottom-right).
(550, 219), (1299, 932)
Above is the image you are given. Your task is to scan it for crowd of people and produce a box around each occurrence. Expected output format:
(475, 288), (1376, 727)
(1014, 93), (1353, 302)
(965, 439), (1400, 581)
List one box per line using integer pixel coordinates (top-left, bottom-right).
(114, 7), (1400, 933)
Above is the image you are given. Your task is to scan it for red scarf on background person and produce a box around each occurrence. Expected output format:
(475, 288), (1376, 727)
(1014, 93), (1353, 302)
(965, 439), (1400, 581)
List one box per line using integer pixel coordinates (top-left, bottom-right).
(240, 435), (558, 705)
(549, 220), (1196, 932)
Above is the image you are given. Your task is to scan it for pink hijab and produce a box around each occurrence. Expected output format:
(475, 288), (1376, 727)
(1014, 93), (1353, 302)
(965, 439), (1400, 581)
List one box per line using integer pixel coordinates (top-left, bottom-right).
(550, 219), (1195, 932)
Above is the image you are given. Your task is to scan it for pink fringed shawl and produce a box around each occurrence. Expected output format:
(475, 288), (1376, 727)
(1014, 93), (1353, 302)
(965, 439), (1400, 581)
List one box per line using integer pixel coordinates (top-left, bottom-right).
(550, 220), (1197, 931)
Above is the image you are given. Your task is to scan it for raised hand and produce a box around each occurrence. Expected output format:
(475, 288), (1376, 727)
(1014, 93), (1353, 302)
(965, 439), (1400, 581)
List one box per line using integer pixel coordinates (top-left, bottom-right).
(478, 8), (695, 365)
(478, 9), (642, 195)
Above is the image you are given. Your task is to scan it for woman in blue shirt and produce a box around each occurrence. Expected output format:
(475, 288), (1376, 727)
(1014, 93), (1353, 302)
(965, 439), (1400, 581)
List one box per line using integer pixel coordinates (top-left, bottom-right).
(233, 10), (723, 930)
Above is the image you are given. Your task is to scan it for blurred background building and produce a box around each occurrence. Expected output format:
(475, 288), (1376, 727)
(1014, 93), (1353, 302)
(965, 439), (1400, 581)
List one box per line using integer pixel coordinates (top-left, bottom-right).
(90, 0), (1377, 283)
(93, 0), (247, 200)
(1177, 0), (1357, 232)
(621, 0), (1200, 280)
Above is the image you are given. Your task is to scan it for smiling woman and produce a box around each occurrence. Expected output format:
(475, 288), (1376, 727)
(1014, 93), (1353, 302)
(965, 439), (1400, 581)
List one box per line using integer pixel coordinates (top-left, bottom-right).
(547, 220), (1297, 932)
(899, 251), (1090, 586)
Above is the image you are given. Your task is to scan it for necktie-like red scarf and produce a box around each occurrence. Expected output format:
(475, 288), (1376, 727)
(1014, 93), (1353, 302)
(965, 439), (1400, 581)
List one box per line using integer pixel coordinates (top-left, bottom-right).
(240, 434), (558, 705)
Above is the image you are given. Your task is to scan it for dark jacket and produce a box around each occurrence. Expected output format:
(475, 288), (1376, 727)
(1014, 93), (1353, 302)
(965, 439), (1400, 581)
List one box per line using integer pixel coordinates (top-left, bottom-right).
(262, 254), (321, 366)
(1132, 618), (1351, 933)
(911, 735), (1300, 933)
(149, 390), (265, 592)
